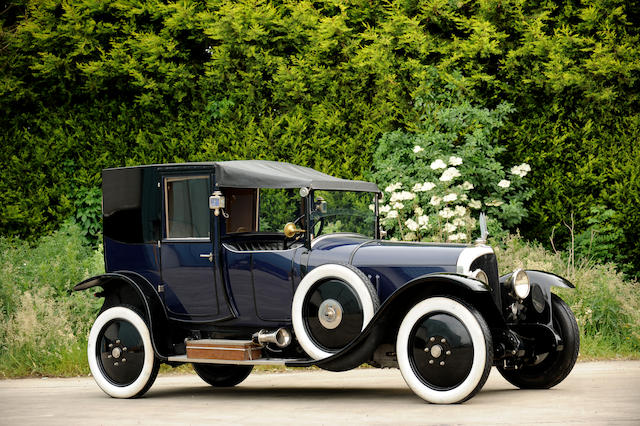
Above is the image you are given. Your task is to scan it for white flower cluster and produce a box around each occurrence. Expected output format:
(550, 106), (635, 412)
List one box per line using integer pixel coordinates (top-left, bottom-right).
(385, 182), (402, 193)
(379, 151), (528, 243)
(412, 181), (436, 192)
(469, 199), (482, 209)
(439, 167), (461, 182)
(405, 218), (419, 231)
(511, 163), (531, 178)
(438, 205), (467, 219)
(448, 232), (467, 241)
(390, 191), (416, 202)
(430, 159), (447, 170)
(498, 179), (511, 189)
(449, 156), (463, 166)
(443, 193), (457, 202)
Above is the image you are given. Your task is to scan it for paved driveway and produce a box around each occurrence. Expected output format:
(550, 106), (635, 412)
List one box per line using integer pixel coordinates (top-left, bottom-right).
(1, 361), (639, 425)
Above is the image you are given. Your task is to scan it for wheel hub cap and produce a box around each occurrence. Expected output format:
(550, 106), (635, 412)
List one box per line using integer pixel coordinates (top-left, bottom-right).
(97, 319), (144, 386)
(430, 344), (443, 359)
(318, 299), (343, 329)
(410, 313), (474, 390)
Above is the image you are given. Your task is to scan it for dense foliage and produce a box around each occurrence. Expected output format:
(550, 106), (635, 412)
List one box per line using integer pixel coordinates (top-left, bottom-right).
(371, 79), (533, 242)
(1, 0), (639, 274)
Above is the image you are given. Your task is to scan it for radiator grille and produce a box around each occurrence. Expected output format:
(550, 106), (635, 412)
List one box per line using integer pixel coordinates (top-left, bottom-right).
(470, 253), (501, 312)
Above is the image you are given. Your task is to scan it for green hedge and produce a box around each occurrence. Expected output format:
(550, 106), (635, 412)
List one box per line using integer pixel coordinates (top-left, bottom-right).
(1, 0), (639, 275)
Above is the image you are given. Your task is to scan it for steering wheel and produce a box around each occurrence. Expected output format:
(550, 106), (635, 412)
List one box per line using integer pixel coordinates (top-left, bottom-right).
(314, 215), (325, 237)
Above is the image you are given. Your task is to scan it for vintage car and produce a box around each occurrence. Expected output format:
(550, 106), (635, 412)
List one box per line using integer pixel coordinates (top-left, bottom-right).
(73, 160), (579, 403)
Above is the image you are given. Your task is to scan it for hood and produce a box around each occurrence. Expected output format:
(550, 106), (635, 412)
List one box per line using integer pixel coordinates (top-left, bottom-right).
(310, 233), (468, 267)
(307, 234), (494, 302)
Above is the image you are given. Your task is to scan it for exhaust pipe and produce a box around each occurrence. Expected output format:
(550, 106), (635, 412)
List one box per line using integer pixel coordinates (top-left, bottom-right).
(253, 328), (292, 348)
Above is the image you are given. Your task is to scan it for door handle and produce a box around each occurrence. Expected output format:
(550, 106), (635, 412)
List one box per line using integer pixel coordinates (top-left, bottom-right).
(200, 252), (213, 262)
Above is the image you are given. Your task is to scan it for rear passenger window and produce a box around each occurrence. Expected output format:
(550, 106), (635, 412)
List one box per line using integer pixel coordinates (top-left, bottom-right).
(165, 176), (209, 238)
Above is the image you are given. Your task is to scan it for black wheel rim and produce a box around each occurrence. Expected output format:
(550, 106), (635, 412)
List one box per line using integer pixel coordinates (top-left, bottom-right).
(302, 278), (363, 351)
(96, 319), (145, 386)
(408, 312), (474, 391)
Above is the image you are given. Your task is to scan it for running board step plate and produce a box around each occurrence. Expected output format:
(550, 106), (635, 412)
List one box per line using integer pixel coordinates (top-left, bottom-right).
(186, 339), (262, 361)
(167, 354), (307, 366)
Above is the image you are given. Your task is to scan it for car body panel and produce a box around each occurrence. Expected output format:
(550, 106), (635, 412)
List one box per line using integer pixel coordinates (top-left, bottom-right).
(74, 161), (576, 386)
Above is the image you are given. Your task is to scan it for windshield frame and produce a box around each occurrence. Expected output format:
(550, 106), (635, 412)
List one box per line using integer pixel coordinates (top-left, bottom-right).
(306, 189), (380, 243)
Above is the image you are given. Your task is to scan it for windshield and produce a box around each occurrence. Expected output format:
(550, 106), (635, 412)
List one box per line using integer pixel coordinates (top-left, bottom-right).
(311, 190), (377, 239)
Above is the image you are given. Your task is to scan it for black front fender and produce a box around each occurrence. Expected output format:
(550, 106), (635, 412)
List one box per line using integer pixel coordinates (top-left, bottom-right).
(499, 270), (575, 291)
(73, 272), (169, 360)
(287, 273), (501, 371)
(499, 270), (575, 336)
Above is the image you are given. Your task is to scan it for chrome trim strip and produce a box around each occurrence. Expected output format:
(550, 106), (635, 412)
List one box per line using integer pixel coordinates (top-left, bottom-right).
(163, 237), (210, 243)
(167, 355), (306, 366)
(456, 245), (494, 275)
(187, 346), (251, 351)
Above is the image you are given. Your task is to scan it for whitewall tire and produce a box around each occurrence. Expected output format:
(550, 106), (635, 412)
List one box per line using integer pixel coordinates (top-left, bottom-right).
(396, 297), (492, 404)
(292, 264), (379, 360)
(88, 306), (159, 398)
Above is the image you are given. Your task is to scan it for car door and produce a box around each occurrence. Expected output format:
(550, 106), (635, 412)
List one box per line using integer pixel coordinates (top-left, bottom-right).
(221, 187), (304, 323)
(160, 172), (232, 321)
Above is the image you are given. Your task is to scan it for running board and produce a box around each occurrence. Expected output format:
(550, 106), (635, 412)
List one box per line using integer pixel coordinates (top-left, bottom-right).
(167, 355), (307, 366)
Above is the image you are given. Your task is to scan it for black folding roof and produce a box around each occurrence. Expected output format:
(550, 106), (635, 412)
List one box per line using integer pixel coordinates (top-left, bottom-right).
(105, 160), (380, 192)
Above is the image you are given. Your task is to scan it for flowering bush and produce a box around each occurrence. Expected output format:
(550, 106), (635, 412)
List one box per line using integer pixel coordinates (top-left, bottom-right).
(372, 99), (532, 243)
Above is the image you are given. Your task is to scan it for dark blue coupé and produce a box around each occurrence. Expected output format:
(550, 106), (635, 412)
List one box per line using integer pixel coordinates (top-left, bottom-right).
(73, 160), (579, 403)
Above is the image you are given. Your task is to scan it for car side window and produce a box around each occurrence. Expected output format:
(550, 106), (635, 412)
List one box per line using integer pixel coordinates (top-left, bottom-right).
(165, 176), (210, 238)
(258, 188), (302, 232)
(224, 188), (258, 233)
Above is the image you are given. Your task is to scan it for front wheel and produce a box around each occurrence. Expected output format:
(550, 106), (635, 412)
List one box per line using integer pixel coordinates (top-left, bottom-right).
(396, 297), (493, 404)
(87, 306), (160, 398)
(498, 294), (579, 389)
(192, 364), (253, 387)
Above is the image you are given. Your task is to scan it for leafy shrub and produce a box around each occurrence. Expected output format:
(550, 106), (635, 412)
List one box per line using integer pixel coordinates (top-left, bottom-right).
(574, 206), (633, 274)
(72, 187), (103, 247)
(372, 85), (532, 242)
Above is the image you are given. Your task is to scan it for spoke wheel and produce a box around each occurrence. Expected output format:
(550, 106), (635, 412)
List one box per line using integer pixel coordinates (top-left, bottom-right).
(192, 364), (253, 387)
(397, 297), (492, 404)
(88, 306), (159, 398)
(498, 294), (579, 389)
(292, 264), (379, 360)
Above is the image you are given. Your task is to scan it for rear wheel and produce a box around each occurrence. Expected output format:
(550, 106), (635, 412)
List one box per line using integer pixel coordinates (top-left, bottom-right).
(88, 305), (160, 398)
(192, 364), (253, 387)
(498, 294), (579, 389)
(396, 297), (493, 404)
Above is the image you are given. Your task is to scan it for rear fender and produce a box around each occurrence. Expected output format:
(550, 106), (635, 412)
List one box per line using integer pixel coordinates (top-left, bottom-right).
(73, 272), (169, 360)
(287, 273), (502, 371)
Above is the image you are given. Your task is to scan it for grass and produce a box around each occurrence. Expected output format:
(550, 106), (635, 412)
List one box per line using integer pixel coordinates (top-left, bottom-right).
(1, 224), (638, 379)
(0, 222), (103, 378)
